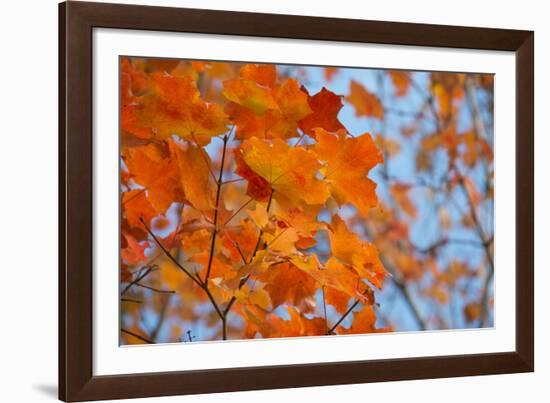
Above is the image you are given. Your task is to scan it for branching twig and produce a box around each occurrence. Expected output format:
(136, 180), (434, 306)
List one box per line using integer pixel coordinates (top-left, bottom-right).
(121, 266), (153, 296)
(205, 134), (229, 286)
(141, 217), (226, 333)
(140, 217), (203, 288)
(453, 169), (494, 327)
(223, 189), (275, 319)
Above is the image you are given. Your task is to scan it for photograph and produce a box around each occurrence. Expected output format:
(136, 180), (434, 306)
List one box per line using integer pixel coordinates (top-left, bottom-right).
(119, 57), (495, 344)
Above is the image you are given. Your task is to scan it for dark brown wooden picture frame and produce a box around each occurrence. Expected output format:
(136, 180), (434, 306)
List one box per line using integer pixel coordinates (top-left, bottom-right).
(59, 1), (534, 401)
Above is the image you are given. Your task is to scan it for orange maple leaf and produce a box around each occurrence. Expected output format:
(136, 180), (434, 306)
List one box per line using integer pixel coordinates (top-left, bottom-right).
(388, 70), (411, 97)
(314, 128), (383, 216)
(346, 80), (384, 119)
(227, 77), (311, 140)
(223, 77), (278, 115)
(122, 189), (157, 230)
(239, 63), (277, 88)
(123, 143), (182, 213)
(121, 232), (149, 265)
(328, 215), (387, 289)
(130, 72), (229, 145)
(168, 139), (215, 212)
(236, 137), (329, 206)
(299, 87), (346, 136)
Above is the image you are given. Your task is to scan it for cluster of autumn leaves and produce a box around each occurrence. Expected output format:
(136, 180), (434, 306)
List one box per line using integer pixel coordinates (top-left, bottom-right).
(120, 57), (494, 344)
(120, 58), (394, 342)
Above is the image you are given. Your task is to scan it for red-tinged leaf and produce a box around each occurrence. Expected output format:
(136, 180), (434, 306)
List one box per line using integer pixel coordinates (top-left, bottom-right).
(299, 87), (346, 135)
(121, 233), (149, 265)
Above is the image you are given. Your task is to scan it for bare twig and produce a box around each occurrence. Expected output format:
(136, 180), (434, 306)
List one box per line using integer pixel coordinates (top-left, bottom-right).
(391, 277), (427, 330)
(135, 282), (176, 294)
(121, 266), (153, 296)
(205, 134), (229, 286)
(453, 169), (494, 327)
(140, 217), (203, 288)
(150, 298), (170, 342)
(122, 187), (148, 205)
(222, 197), (253, 227)
(121, 328), (155, 344)
(327, 299), (362, 335)
(251, 189), (275, 260)
(221, 178), (245, 185)
(322, 286), (328, 332)
(141, 217), (226, 333)
(465, 75), (489, 141)
(233, 241), (248, 265)
(121, 298), (143, 304)
(223, 189), (275, 318)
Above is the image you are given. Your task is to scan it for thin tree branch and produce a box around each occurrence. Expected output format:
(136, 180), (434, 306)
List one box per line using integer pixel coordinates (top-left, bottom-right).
(121, 328), (155, 344)
(204, 134), (229, 286)
(141, 218), (226, 333)
(223, 189), (275, 318)
(135, 282), (176, 294)
(150, 298), (170, 342)
(453, 169), (494, 327)
(203, 286), (225, 321)
(454, 171), (493, 269)
(221, 178), (245, 185)
(465, 75), (489, 141)
(122, 187), (148, 205)
(140, 217), (203, 288)
(391, 277), (427, 331)
(410, 78), (442, 132)
(293, 131), (307, 147)
(121, 266), (153, 296)
(479, 268), (495, 327)
(121, 298), (142, 304)
(327, 299), (362, 335)
(223, 275), (250, 317)
(233, 241), (248, 265)
(322, 286), (328, 332)
(222, 197), (253, 227)
(251, 189), (274, 260)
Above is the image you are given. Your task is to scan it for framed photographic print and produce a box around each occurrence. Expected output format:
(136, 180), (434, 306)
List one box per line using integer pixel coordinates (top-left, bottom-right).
(59, 1), (534, 401)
